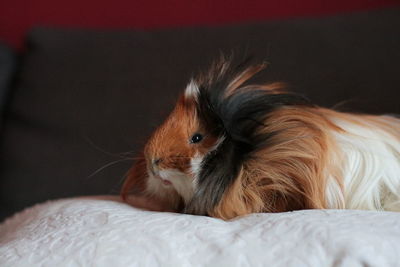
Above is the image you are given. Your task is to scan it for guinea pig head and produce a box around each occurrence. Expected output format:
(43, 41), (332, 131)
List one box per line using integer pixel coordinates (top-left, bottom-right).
(121, 78), (223, 210)
(142, 88), (221, 205)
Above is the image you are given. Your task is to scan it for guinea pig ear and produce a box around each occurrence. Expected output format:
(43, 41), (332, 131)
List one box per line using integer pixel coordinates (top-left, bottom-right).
(120, 156), (148, 201)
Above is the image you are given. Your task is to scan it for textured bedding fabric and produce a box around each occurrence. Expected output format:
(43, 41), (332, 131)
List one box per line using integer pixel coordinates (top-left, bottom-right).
(1, 196), (400, 267)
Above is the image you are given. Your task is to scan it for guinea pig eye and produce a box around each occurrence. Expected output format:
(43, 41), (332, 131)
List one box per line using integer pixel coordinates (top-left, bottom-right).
(190, 133), (203, 144)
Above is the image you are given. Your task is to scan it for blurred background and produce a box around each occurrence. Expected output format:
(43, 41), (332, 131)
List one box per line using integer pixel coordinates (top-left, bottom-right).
(1, 0), (399, 221)
(1, 0), (399, 50)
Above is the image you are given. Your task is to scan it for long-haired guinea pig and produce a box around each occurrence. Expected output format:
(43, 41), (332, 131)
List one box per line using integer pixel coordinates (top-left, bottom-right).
(121, 58), (400, 220)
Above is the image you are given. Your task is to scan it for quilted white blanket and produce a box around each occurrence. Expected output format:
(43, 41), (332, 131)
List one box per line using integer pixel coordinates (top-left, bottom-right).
(1, 196), (400, 267)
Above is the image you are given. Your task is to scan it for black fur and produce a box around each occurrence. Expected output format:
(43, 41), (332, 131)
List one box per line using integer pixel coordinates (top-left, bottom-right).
(184, 60), (311, 216)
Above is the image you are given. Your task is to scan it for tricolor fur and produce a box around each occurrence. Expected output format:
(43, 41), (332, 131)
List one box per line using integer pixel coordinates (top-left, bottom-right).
(121, 59), (400, 219)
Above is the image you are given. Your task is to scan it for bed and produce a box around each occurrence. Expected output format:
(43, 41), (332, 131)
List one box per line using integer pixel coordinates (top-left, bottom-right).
(1, 196), (400, 266)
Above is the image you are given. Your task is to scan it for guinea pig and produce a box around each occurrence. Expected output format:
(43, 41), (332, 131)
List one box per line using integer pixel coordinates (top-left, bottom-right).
(121, 57), (400, 220)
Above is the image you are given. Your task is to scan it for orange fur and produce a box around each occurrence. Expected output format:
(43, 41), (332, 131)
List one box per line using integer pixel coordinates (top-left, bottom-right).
(211, 107), (344, 219)
(145, 96), (198, 172)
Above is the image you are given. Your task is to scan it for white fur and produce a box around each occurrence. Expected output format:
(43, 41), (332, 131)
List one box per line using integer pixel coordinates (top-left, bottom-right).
(184, 80), (199, 100)
(190, 153), (204, 188)
(158, 169), (194, 204)
(326, 115), (400, 211)
(146, 173), (176, 199)
(325, 175), (345, 209)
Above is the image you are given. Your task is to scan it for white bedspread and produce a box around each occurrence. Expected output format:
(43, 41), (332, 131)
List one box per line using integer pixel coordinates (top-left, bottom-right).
(1, 196), (400, 267)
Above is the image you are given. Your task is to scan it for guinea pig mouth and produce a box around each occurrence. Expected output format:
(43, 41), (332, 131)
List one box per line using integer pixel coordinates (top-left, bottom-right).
(153, 174), (172, 186)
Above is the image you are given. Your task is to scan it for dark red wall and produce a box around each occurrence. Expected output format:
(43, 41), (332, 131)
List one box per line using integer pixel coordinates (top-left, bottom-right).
(1, 0), (399, 50)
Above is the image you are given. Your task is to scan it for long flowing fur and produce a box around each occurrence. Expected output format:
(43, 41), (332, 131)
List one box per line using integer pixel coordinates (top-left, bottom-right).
(121, 58), (400, 219)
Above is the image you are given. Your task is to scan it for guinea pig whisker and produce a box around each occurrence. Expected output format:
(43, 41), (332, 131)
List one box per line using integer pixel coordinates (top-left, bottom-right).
(84, 135), (141, 160)
(87, 158), (134, 180)
(330, 98), (356, 111)
(119, 150), (141, 157)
